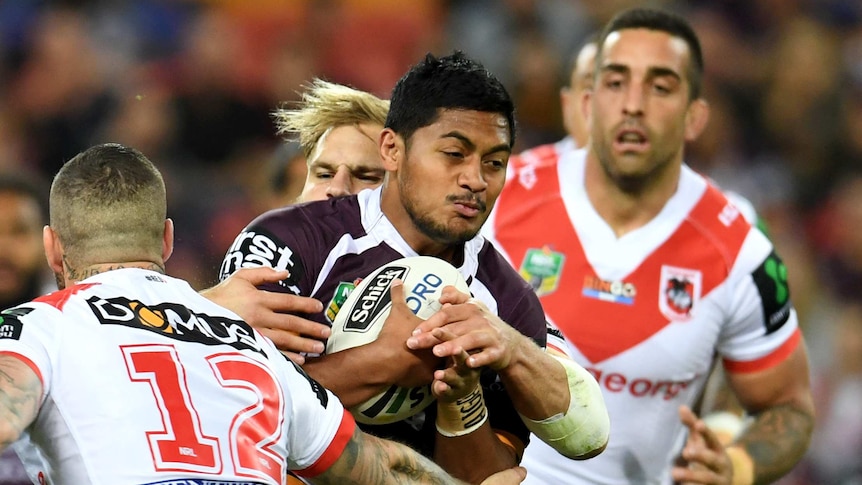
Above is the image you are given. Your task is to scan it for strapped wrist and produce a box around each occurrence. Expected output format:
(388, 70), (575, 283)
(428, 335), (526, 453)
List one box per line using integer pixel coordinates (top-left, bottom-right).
(436, 386), (488, 437)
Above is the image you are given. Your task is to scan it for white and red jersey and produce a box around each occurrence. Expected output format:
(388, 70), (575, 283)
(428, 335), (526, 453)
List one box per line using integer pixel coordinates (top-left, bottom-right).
(0, 268), (353, 485)
(483, 141), (801, 484)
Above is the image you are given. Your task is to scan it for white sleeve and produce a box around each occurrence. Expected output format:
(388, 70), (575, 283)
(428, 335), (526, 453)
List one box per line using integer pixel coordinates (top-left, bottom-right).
(0, 304), (60, 401)
(717, 229), (800, 371)
(282, 358), (355, 477)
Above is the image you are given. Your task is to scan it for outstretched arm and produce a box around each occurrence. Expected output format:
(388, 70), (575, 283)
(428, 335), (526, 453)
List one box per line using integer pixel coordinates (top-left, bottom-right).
(309, 425), (526, 485)
(0, 354), (42, 451)
(200, 267), (330, 364)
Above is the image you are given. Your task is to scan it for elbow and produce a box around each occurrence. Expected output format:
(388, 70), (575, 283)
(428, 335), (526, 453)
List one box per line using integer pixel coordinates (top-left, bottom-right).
(524, 353), (611, 460)
(550, 406), (610, 460)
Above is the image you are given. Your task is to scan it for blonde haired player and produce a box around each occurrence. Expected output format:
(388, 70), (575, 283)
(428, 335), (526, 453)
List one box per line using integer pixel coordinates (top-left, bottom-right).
(273, 78), (390, 203)
(203, 80), (390, 366)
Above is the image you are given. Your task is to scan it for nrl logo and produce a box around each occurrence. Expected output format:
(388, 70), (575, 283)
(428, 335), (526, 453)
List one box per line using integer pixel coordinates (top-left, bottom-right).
(519, 247), (565, 297)
(326, 281), (358, 323)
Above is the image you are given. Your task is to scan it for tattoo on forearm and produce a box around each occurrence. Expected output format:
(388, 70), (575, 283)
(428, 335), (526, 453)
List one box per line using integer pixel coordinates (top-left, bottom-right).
(316, 427), (461, 485)
(737, 403), (815, 484)
(0, 357), (41, 450)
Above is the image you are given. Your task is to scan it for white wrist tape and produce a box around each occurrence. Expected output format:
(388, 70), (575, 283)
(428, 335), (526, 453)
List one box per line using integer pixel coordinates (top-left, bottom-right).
(519, 354), (610, 459)
(436, 386), (488, 437)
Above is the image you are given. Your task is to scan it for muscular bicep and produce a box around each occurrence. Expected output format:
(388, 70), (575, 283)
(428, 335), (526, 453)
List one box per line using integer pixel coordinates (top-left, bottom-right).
(0, 354), (42, 450)
(726, 343), (814, 415)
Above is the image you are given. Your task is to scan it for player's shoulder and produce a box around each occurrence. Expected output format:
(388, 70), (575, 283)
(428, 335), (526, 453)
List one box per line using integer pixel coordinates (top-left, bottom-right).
(221, 195), (369, 286)
(250, 196), (362, 235)
(680, 169), (757, 260)
(681, 172), (772, 265)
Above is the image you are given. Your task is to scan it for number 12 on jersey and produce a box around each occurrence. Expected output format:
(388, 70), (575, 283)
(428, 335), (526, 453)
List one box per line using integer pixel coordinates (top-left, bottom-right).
(121, 344), (286, 483)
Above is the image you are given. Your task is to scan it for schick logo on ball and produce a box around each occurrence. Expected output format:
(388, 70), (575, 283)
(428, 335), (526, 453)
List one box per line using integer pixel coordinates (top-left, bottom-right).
(346, 266), (408, 331)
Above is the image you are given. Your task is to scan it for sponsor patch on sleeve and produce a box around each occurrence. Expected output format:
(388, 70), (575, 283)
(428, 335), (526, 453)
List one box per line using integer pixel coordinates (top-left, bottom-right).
(751, 250), (792, 334)
(0, 308), (34, 340)
(219, 226), (305, 292)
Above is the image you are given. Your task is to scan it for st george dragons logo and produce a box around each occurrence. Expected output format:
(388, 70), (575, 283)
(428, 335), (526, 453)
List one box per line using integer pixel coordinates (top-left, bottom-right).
(659, 265), (702, 321)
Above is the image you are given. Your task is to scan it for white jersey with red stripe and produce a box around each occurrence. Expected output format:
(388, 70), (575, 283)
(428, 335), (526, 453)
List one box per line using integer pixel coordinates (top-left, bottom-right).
(0, 268), (353, 485)
(483, 141), (801, 484)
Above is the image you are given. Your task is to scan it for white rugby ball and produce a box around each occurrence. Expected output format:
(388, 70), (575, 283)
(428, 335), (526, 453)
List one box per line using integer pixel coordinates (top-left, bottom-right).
(326, 256), (470, 425)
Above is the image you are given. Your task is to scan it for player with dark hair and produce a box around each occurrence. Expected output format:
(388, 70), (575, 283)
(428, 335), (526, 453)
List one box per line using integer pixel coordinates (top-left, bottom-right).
(220, 52), (609, 483)
(484, 8), (814, 484)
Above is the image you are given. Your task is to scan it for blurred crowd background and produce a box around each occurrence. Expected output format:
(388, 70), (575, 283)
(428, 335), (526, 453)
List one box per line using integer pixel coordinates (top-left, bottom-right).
(0, 0), (860, 483)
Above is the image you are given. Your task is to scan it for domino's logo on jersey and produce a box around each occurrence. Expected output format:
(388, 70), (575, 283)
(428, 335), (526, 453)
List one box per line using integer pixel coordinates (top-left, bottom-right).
(87, 296), (265, 355)
(659, 265), (702, 321)
(219, 226), (304, 293)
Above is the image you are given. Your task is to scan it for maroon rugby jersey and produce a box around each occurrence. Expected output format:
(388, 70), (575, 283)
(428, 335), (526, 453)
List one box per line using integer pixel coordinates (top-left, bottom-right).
(220, 187), (547, 456)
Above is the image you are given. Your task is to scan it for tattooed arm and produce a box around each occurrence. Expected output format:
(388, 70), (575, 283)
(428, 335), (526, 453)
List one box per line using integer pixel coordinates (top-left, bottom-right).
(725, 342), (815, 484)
(0, 354), (42, 451)
(309, 425), (526, 485)
(672, 343), (815, 485)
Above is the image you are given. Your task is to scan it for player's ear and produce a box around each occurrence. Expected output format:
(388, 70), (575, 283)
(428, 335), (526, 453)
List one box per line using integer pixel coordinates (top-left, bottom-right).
(684, 98), (710, 142)
(43, 225), (64, 276)
(162, 218), (174, 263)
(379, 128), (401, 172)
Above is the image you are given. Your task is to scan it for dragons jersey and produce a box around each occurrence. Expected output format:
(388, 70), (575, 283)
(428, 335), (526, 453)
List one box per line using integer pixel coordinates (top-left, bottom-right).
(0, 268), (353, 485)
(219, 186), (547, 457)
(482, 141), (801, 485)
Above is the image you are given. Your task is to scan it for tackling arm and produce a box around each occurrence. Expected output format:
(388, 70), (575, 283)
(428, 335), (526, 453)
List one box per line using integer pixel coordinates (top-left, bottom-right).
(0, 354), (42, 451)
(201, 267), (330, 364)
(309, 425), (527, 485)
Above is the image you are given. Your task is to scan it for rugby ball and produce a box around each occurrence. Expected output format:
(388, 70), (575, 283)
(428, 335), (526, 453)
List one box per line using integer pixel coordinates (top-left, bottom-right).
(326, 256), (471, 425)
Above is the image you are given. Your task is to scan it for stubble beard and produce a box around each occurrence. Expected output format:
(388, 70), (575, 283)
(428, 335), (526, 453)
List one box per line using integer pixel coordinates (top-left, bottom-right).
(594, 132), (675, 195)
(398, 166), (480, 246)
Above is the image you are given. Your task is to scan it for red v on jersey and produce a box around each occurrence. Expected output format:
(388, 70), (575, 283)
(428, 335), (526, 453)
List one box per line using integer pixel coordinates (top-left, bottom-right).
(34, 283), (98, 310)
(495, 157), (750, 364)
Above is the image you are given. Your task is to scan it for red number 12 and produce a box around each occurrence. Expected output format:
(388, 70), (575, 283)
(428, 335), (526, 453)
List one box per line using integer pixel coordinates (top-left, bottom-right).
(122, 344), (285, 482)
